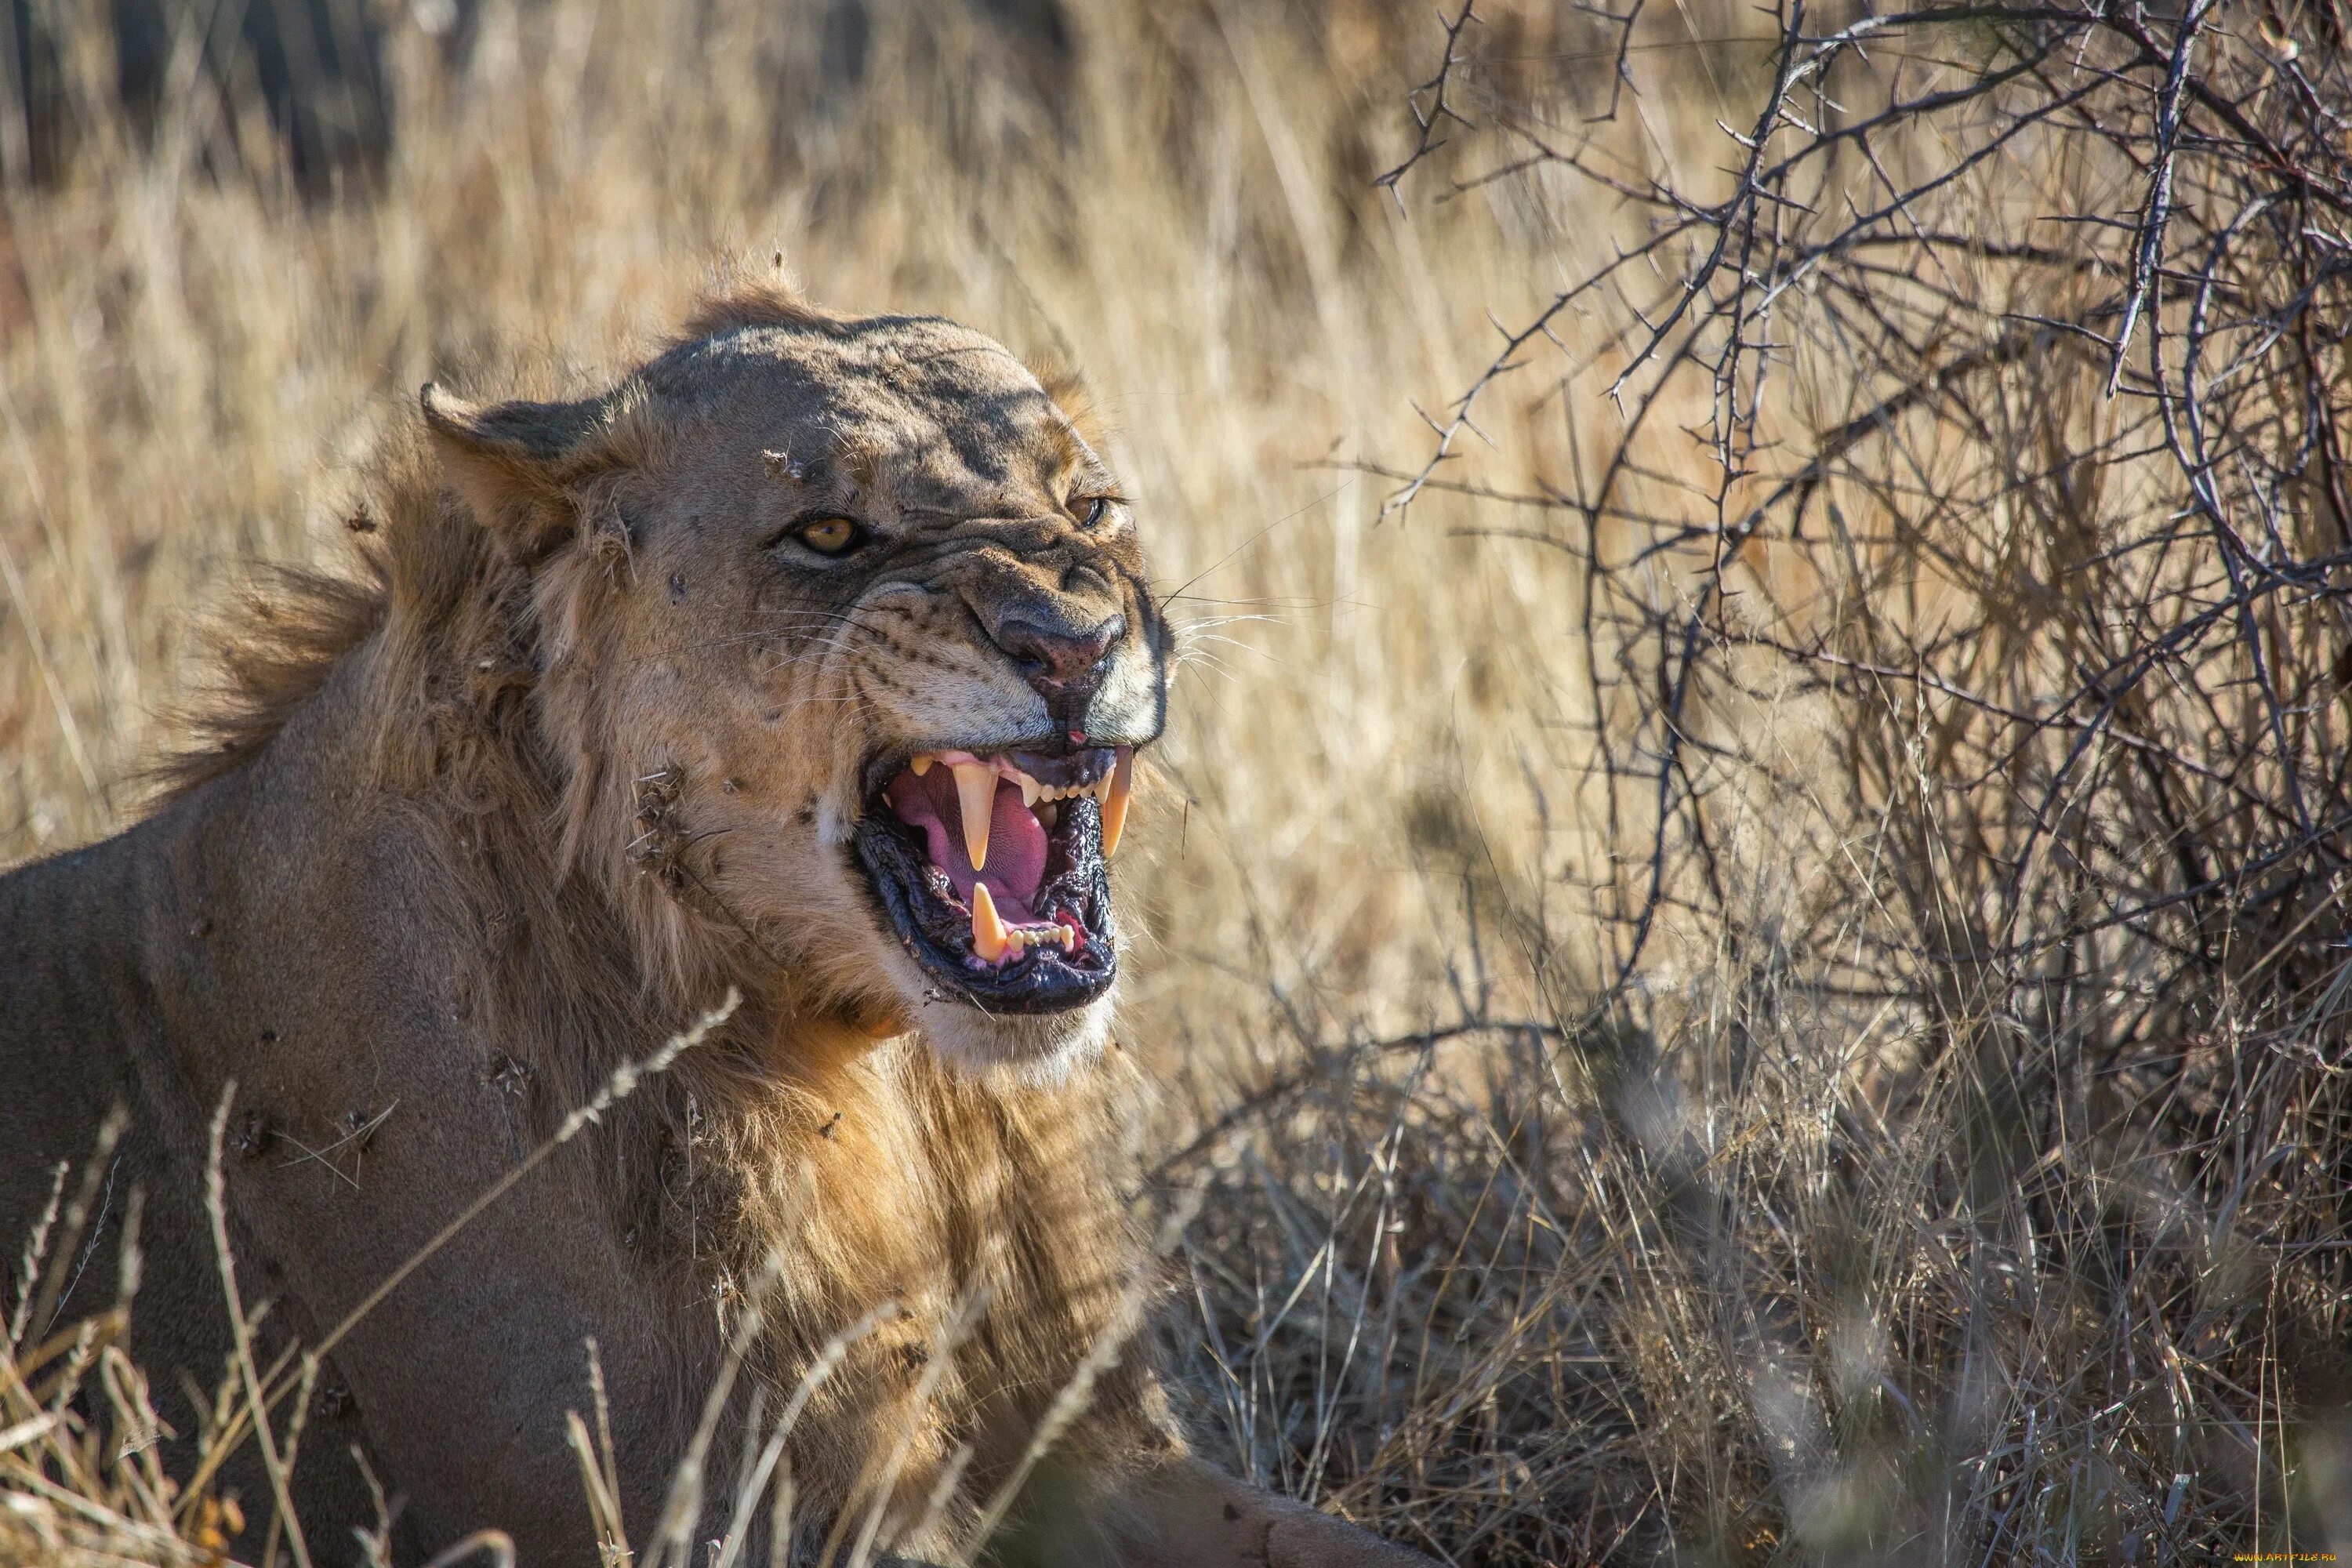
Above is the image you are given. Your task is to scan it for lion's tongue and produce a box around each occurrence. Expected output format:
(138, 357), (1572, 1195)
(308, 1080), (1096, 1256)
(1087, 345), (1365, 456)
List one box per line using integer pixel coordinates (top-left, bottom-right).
(882, 766), (1048, 921)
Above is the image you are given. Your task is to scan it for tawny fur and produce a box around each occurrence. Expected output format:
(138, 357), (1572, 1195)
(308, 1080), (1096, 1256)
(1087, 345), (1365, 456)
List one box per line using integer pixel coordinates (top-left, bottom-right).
(3, 289), (1432, 1568)
(160, 320), (1171, 1548)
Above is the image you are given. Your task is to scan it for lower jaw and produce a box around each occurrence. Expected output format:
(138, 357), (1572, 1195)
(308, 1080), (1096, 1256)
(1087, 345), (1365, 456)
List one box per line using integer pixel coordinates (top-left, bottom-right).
(851, 817), (1117, 1015)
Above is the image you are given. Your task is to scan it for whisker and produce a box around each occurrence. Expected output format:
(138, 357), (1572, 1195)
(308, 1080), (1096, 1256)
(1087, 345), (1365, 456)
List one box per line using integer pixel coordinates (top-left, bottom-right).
(1152, 481), (1351, 603)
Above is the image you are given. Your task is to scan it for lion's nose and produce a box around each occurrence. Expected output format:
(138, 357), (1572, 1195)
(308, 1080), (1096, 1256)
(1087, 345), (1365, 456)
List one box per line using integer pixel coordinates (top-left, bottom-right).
(995, 612), (1124, 725)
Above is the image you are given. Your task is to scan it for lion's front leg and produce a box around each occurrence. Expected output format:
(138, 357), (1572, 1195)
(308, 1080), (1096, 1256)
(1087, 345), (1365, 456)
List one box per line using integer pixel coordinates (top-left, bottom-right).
(1077, 1457), (1439, 1568)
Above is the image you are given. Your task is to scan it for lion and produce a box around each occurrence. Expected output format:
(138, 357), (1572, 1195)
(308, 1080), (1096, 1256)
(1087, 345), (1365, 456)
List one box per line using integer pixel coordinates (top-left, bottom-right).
(0, 289), (1431, 1567)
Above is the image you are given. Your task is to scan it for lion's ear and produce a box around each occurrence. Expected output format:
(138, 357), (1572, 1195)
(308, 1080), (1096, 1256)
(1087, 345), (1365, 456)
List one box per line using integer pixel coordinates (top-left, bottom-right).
(420, 383), (609, 564)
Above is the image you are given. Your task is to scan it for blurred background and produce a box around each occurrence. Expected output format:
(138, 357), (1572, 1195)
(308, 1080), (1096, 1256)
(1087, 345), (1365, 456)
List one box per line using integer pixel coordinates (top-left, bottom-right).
(6, 1), (2352, 1562)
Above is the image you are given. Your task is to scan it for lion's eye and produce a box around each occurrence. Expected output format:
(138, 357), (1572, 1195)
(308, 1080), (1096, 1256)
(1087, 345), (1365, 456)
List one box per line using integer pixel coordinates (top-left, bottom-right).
(794, 517), (864, 555)
(1077, 496), (1116, 528)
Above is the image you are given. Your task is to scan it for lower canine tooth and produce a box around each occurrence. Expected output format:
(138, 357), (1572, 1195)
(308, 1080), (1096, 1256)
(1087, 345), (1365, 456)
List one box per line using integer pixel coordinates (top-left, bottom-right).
(1102, 749), (1134, 857)
(951, 761), (996, 869)
(971, 881), (1009, 963)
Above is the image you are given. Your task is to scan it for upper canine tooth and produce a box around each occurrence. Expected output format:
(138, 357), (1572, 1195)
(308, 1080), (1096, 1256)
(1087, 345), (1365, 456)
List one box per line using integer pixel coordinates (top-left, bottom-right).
(1102, 749), (1134, 857)
(970, 881), (1009, 963)
(952, 761), (996, 869)
(910, 754), (933, 777)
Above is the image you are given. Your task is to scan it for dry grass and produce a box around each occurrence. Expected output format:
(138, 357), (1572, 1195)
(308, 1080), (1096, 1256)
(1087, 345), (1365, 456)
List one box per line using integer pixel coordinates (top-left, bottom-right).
(6, 0), (2352, 1563)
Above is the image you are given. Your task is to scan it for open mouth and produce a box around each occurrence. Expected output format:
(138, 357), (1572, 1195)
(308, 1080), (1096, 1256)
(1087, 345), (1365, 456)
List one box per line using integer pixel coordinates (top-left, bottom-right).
(853, 745), (1134, 1013)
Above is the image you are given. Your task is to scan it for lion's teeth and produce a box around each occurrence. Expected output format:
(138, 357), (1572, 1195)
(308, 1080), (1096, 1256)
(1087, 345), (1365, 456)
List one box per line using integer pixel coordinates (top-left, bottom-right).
(971, 881), (1009, 963)
(1019, 775), (1041, 808)
(910, 754), (933, 777)
(988, 919), (1073, 963)
(1102, 749), (1134, 856)
(952, 761), (996, 869)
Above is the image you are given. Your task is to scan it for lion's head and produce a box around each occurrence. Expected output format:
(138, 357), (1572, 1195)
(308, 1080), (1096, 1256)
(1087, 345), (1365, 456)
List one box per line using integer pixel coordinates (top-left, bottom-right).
(417, 292), (1167, 1071)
